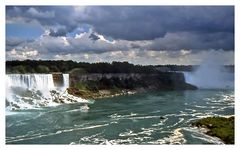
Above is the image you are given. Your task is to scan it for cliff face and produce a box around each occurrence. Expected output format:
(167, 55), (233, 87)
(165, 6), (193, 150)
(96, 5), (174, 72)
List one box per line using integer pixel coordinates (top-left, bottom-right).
(68, 72), (197, 99)
(70, 73), (142, 83)
(70, 72), (196, 90)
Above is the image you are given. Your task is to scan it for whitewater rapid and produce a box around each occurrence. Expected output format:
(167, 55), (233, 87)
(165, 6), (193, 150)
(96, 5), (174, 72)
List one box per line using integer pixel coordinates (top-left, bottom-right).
(6, 74), (92, 110)
(6, 90), (234, 144)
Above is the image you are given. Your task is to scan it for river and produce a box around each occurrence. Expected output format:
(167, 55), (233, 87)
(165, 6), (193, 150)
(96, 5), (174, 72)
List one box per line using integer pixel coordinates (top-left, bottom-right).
(6, 89), (234, 144)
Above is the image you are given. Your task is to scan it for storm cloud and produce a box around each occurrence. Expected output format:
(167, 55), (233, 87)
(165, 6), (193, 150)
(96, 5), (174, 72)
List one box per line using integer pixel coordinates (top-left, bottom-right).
(6, 6), (234, 64)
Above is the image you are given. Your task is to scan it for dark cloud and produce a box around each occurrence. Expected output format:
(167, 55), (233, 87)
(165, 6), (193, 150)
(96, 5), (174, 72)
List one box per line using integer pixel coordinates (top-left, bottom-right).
(6, 37), (34, 51)
(80, 6), (234, 41)
(6, 6), (78, 35)
(49, 28), (67, 37)
(6, 6), (234, 51)
(148, 32), (234, 51)
(130, 43), (142, 49)
(6, 37), (25, 47)
(7, 6), (234, 38)
(89, 33), (100, 41)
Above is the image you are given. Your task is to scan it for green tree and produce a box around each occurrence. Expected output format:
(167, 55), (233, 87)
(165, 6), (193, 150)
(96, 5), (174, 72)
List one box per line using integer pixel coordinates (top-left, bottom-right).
(12, 65), (27, 73)
(36, 65), (50, 73)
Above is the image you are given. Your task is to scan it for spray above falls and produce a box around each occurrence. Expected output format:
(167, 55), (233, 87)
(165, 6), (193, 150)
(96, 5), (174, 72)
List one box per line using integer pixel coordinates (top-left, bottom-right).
(6, 74), (92, 110)
(183, 63), (234, 89)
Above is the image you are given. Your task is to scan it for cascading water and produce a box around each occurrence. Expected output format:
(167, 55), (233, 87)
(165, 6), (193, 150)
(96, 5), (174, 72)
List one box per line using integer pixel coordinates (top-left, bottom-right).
(6, 74), (56, 98)
(6, 74), (92, 110)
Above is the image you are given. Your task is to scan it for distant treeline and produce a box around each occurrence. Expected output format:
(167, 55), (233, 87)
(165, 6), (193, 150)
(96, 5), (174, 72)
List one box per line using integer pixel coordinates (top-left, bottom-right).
(6, 60), (156, 74)
(6, 60), (234, 74)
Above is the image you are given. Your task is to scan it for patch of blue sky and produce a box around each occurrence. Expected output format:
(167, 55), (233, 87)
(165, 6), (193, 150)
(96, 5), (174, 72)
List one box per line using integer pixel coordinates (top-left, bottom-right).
(6, 23), (44, 39)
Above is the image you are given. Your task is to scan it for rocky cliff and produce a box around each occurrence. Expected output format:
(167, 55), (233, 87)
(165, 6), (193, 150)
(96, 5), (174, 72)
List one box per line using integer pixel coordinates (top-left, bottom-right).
(68, 72), (197, 99)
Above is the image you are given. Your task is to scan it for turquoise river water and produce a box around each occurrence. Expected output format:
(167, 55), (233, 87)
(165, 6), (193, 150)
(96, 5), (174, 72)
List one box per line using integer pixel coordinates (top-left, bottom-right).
(6, 89), (234, 144)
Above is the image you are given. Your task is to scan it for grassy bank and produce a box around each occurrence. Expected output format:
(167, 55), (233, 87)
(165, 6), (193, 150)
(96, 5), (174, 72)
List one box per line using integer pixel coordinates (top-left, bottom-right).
(192, 116), (234, 144)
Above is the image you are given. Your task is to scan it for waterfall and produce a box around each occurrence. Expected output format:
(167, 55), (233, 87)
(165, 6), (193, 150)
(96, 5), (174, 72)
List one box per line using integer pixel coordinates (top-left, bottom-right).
(62, 74), (69, 89)
(6, 74), (91, 110)
(6, 74), (55, 98)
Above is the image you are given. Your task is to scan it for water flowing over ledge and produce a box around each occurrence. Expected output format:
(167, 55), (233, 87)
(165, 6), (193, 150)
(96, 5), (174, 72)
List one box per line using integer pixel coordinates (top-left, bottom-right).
(6, 74), (93, 110)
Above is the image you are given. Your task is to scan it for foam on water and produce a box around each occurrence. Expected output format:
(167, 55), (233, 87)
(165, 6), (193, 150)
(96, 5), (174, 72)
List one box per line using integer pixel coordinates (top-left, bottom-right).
(6, 89), (234, 144)
(182, 127), (224, 144)
(6, 74), (92, 110)
(6, 122), (110, 144)
(148, 128), (186, 144)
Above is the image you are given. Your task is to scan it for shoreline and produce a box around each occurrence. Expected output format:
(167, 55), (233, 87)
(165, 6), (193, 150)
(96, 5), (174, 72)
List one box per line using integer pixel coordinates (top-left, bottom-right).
(95, 90), (137, 99)
(67, 87), (138, 100)
(66, 87), (198, 100)
(191, 116), (234, 144)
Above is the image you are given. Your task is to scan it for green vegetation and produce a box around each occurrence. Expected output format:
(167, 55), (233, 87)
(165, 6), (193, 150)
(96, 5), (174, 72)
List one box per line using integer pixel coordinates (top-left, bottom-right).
(192, 116), (234, 144)
(36, 65), (50, 73)
(69, 68), (87, 75)
(10, 65), (27, 73)
(6, 60), (157, 74)
(6, 60), (233, 74)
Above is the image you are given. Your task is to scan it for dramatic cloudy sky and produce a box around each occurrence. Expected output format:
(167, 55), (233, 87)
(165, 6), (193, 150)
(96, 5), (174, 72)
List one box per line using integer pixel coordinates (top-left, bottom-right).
(6, 6), (234, 65)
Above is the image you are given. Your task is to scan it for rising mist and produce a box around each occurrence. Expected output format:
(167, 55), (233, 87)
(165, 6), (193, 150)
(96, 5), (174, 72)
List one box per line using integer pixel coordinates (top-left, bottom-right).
(184, 61), (234, 89)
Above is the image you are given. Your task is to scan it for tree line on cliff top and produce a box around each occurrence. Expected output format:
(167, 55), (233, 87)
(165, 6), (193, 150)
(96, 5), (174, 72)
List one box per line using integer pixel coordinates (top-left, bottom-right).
(6, 60), (232, 74)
